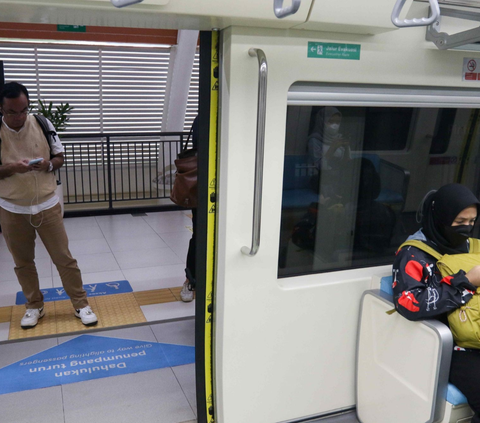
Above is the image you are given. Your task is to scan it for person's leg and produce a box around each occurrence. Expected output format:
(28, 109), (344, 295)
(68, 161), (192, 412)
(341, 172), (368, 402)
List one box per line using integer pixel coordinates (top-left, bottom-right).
(36, 204), (88, 310)
(186, 208), (197, 285)
(181, 208), (196, 302)
(450, 349), (480, 422)
(0, 208), (43, 309)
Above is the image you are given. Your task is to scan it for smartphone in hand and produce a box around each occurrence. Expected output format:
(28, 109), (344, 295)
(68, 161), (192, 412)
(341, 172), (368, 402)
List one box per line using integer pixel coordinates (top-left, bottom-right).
(28, 158), (43, 165)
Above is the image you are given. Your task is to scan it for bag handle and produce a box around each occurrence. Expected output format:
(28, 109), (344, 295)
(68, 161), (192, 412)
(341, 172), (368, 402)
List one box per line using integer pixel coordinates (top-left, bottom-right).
(181, 124), (195, 153)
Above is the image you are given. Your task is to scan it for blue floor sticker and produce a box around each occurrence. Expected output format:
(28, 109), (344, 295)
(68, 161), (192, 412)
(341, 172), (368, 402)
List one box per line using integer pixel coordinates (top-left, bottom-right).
(15, 280), (133, 305)
(0, 335), (195, 395)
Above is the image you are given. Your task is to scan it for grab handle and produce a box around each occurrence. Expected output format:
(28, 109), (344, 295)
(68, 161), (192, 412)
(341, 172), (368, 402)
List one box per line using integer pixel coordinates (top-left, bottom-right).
(391, 0), (440, 27)
(241, 49), (267, 257)
(111, 0), (144, 8)
(274, 0), (301, 19)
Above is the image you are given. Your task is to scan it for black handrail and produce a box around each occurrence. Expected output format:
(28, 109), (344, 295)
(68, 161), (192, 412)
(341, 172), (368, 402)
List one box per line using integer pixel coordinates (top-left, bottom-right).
(60, 131), (188, 139)
(57, 131), (190, 213)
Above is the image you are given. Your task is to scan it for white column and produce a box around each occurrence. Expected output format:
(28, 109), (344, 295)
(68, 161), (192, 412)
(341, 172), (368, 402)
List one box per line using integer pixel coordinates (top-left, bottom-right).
(156, 29), (199, 189)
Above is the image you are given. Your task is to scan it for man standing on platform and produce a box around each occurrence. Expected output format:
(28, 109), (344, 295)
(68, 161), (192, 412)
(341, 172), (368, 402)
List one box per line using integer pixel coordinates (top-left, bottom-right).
(0, 82), (97, 329)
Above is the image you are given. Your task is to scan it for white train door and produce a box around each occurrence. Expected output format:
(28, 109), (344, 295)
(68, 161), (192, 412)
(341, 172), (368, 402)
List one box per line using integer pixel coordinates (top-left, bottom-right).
(213, 24), (480, 423)
(214, 27), (385, 423)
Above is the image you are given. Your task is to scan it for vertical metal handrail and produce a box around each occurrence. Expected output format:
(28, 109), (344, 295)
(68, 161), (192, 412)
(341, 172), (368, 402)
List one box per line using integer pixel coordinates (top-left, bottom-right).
(241, 48), (268, 257)
(106, 136), (113, 211)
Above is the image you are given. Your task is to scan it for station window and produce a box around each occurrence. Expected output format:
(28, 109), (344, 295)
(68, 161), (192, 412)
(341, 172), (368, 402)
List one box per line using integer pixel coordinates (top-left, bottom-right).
(0, 42), (199, 134)
(278, 103), (480, 277)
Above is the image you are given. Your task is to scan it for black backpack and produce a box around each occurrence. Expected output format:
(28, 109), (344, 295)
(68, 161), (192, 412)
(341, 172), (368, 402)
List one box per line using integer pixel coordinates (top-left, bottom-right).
(0, 114), (58, 164)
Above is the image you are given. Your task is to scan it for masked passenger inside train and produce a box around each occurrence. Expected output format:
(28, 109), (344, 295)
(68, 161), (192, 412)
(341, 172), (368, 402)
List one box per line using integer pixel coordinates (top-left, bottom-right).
(307, 106), (351, 204)
(279, 105), (396, 274)
(393, 183), (480, 423)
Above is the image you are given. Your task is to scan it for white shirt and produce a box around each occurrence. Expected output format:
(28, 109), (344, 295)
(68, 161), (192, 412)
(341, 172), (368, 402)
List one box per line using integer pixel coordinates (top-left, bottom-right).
(0, 116), (64, 215)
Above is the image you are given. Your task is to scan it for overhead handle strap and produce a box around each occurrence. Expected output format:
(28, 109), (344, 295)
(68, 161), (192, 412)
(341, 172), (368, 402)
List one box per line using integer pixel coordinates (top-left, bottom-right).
(391, 0), (440, 27)
(274, 0), (301, 19)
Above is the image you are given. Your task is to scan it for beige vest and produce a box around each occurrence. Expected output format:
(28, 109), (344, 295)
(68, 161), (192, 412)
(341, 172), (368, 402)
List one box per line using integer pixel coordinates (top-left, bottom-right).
(0, 115), (56, 206)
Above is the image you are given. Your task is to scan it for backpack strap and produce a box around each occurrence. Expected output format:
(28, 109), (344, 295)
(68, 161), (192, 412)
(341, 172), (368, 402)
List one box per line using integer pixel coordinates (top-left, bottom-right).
(397, 240), (443, 260)
(399, 238), (480, 258)
(33, 114), (57, 159)
(469, 238), (480, 253)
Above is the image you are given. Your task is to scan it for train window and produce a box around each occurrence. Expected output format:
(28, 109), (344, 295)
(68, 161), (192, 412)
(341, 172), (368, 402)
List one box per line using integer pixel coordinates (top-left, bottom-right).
(362, 107), (413, 151)
(304, 107), (413, 152)
(279, 103), (480, 277)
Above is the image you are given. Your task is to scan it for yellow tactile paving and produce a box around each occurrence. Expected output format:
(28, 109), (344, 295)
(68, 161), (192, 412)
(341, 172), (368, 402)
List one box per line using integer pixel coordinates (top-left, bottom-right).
(0, 306), (12, 323)
(94, 293), (146, 327)
(170, 287), (183, 301)
(7, 286), (184, 340)
(55, 298), (103, 334)
(134, 288), (177, 306)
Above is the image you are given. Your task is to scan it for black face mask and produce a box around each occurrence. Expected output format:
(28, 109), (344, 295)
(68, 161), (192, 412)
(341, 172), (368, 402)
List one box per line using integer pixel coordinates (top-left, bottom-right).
(443, 225), (474, 247)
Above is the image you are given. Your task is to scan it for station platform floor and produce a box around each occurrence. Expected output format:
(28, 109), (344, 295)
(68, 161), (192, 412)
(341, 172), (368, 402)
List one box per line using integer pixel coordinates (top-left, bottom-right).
(0, 209), (195, 340)
(0, 320), (197, 423)
(0, 210), (197, 422)
(0, 210), (361, 423)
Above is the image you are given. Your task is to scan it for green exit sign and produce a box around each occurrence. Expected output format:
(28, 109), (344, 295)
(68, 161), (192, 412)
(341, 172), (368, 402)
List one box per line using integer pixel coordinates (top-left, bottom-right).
(308, 42), (361, 61)
(57, 25), (86, 33)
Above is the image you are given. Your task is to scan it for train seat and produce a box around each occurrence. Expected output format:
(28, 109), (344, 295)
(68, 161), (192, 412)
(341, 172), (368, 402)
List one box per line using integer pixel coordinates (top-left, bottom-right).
(281, 155), (318, 209)
(352, 153), (410, 213)
(356, 275), (473, 423)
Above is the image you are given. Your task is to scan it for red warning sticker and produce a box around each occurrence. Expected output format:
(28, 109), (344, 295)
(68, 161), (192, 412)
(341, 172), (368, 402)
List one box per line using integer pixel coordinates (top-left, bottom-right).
(463, 58), (480, 81)
(465, 72), (478, 81)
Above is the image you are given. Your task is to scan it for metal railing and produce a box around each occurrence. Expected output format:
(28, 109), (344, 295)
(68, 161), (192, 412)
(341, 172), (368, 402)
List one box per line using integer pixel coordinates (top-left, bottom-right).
(58, 131), (190, 212)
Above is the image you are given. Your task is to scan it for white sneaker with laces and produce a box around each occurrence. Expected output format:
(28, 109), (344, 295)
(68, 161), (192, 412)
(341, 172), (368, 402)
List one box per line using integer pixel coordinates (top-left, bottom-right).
(180, 280), (194, 302)
(75, 305), (98, 326)
(21, 307), (45, 329)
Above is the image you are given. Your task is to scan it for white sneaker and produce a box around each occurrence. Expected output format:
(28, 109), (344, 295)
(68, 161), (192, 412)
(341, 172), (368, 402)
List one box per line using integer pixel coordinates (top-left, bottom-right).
(75, 305), (98, 326)
(180, 280), (194, 302)
(21, 307), (45, 329)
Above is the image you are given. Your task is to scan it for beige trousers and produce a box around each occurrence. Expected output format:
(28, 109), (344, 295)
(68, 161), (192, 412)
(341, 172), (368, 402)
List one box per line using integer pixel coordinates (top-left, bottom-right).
(0, 203), (88, 310)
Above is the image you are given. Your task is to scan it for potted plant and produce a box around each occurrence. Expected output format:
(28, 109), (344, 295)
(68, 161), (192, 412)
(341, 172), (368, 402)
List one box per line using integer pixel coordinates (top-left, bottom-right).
(31, 99), (74, 132)
(31, 99), (74, 215)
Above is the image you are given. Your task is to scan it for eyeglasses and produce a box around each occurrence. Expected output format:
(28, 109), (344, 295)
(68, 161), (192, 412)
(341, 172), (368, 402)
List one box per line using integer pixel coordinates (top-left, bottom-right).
(2, 110), (29, 117)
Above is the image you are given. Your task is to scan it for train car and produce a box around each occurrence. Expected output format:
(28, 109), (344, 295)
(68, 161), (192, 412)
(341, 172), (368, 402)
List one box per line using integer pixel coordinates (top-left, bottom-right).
(1, 0), (480, 422)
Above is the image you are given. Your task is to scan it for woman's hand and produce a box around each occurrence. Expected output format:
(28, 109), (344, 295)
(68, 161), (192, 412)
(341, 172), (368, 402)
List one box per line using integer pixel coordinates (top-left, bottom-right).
(326, 137), (349, 161)
(331, 137), (349, 149)
(465, 265), (480, 286)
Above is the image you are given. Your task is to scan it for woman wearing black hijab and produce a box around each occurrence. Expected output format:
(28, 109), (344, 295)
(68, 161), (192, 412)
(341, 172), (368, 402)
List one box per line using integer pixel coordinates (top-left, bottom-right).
(393, 183), (480, 421)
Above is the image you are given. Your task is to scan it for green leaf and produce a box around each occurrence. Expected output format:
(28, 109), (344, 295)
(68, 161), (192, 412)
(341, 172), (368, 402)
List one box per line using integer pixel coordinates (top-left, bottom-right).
(34, 99), (74, 133)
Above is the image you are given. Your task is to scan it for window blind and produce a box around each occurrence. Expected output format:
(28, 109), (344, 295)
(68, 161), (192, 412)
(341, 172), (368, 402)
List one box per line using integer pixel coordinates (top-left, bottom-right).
(0, 42), (199, 134)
